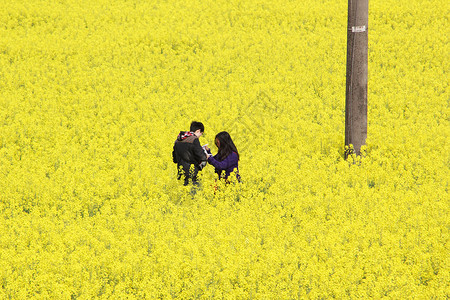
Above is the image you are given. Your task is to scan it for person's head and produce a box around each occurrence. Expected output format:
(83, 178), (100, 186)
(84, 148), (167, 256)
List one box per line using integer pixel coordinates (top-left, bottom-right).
(190, 121), (204, 138)
(215, 131), (239, 161)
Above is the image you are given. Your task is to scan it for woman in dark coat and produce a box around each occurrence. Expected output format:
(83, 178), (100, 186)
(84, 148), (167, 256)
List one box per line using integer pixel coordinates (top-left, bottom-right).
(204, 131), (240, 182)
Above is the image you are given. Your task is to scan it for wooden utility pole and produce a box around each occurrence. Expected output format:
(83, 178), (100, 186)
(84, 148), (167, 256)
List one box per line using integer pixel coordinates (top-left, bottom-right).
(345, 0), (368, 158)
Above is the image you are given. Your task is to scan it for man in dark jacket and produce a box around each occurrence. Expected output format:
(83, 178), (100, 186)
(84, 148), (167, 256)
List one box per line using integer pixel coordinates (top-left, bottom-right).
(172, 121), (207, 186)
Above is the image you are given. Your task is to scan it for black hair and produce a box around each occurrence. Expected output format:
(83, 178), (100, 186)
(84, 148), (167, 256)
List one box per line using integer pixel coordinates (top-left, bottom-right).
(190, 121), (204, 133)
(215, 131), (239, 161)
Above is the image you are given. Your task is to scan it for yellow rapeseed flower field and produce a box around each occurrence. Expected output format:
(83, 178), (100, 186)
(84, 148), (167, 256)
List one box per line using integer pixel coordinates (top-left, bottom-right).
(0, 0), (448, 298)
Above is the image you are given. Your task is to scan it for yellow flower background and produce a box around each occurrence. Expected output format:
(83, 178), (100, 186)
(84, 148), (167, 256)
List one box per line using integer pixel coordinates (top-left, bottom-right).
(0, 0), (448, 298)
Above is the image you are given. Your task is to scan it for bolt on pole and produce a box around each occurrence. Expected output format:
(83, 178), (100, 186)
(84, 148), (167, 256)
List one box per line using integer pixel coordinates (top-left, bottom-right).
(345, 0), (368, 158)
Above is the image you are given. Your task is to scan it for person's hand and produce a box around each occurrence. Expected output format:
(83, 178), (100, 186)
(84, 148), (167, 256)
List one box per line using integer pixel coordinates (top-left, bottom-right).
(204, 146), (210, 152)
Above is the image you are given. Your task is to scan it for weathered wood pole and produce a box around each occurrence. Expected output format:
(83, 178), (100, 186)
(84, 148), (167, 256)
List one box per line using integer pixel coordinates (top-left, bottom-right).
(345, 0), (368, 158)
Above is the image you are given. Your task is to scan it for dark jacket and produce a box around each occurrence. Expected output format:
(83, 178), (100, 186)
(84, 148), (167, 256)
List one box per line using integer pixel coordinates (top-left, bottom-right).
(172, 131), (207, 185)
(207, 152), (240, 181)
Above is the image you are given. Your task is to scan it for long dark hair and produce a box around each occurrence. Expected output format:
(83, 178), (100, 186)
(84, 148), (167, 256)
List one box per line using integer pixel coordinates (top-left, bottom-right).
(215, 131), (239, 161)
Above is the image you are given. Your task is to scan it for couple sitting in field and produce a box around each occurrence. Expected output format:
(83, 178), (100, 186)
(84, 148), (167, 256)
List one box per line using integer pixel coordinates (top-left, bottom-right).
(172, 121), (240, 186)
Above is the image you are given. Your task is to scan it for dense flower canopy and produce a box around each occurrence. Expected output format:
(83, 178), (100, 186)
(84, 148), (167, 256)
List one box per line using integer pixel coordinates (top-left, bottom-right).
(0, 0), (448, 298)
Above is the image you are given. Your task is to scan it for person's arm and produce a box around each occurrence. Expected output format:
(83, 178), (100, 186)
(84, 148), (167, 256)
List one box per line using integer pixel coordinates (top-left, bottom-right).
(206, 153), (215, 165)
(172, 144), (177, 163)
(207, 152), (237, 170)
(192, 138), (207, 162)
